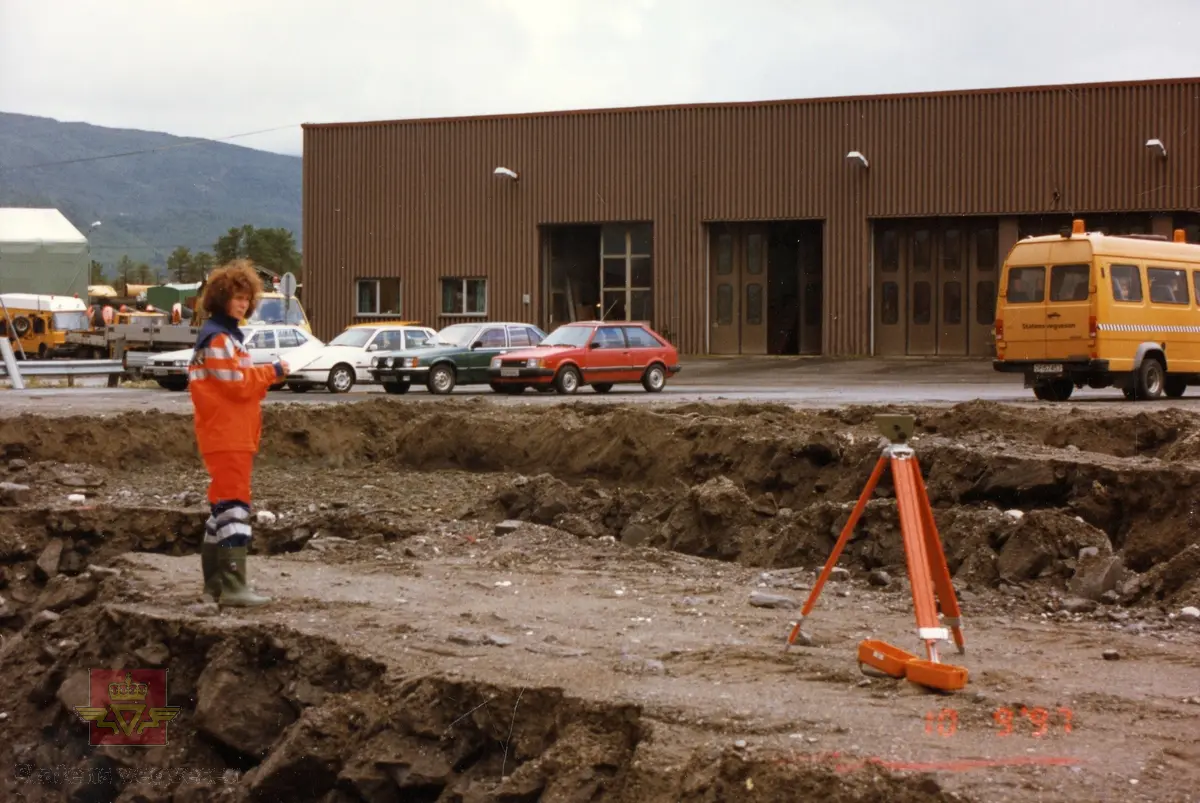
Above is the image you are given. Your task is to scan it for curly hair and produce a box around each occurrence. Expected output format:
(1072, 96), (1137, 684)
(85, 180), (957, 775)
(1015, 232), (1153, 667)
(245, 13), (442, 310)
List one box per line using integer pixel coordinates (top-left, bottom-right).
(201, 260), (264, 319)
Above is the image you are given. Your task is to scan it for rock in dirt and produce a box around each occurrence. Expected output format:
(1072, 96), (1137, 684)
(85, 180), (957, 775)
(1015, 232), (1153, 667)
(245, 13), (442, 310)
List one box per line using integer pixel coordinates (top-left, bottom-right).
(35, 538), (64, 581)
(1062, 597), (1099, 614)
(494, 519), (522, 536)
(8, 459), (28, 472)
(35, 575), (98, 612)
(1101, 589), (1121, 605)
(997, 510), (1110, 582)
(1102, 649), (1121, 661)
(868, 569), (891, 587)
(195, 663), (297, 757)
(250, 704), (353, 801)
(749, 591), (797, 609)
(0, 481), (31, 506)
(829, 566), (850, 581)
(1180, 607), (1200, 620)
(1069, 554), (1126, 602)
(134, 641), (171, 667)
(55, 670), (91, 716)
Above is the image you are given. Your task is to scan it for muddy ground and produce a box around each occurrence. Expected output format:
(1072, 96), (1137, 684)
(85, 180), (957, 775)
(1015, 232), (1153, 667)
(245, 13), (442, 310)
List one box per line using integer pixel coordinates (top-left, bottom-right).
(1, 398), (1199, 803)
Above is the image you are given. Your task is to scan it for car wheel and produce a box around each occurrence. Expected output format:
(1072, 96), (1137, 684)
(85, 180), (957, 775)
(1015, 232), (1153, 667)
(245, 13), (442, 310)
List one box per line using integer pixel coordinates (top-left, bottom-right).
(641, 363), (667, 393)
(326, 364), (355, 394)
(269, 382), (285, 391)
(1164, 376), (1186, 398)
(383, 381), (411, 395)
(592, 383), (614, 394)
(428, 364), (456, 394)
(555, 366), (581, 394)
(289, 383), (310, 393)
(1135, 358), (1165, 400)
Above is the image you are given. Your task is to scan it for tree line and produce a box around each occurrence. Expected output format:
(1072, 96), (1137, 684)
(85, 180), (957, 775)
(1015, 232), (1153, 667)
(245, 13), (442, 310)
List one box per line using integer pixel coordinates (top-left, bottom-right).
(90, 225), (301, 295)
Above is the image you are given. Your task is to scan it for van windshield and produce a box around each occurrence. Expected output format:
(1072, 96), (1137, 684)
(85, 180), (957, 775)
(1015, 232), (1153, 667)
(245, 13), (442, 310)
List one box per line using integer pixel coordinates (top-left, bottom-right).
(252, 297), (306, 326)
(52, 311), (90, 331)
(1005, 267), (1045, 303)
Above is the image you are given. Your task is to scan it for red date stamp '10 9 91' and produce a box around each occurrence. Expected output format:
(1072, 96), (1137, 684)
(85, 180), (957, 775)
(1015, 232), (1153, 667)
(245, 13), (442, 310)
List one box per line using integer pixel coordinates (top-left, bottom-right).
(924, 706), (1074, 738)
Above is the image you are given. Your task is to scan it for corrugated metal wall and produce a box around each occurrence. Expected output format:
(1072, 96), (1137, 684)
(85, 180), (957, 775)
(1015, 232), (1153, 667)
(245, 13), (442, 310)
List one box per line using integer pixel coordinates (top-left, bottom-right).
(303, 78), (1200, 354)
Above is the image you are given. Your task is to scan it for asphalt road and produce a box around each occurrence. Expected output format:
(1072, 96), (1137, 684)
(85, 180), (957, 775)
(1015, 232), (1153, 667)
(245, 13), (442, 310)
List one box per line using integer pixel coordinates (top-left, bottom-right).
(2, 357), (1196, 416)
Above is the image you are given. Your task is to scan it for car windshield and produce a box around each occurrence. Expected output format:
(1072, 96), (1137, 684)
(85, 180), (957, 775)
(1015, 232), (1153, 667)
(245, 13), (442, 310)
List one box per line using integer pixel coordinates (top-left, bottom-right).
(250, 297), (306, 326)
(435, 323), (479, 347)
(540, 326), (593, 347)
(328, 328), (374, 348)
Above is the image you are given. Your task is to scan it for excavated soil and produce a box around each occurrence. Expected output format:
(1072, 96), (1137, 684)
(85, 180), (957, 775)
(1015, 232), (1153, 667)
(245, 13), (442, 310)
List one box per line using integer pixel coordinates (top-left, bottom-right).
(1, 398), (1200, 803)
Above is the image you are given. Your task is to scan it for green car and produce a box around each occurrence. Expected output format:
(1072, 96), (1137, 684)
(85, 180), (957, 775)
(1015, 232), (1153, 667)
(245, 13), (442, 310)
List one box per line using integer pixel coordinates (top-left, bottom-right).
(369, 321), (548, 394)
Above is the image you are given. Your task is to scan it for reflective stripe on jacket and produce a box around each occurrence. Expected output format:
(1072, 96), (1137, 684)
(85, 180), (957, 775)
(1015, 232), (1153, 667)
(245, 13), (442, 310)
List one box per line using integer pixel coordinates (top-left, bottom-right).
(188, 315), (282, 454)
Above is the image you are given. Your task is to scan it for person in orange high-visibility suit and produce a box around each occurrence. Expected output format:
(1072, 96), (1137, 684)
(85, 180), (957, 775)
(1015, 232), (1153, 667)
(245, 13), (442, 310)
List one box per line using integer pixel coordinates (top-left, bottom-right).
(188, 260), (290, 607)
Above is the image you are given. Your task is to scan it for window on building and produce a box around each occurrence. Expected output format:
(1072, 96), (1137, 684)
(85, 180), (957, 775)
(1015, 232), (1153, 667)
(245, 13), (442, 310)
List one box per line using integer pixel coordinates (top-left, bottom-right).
(356, 279), (402, 316)
(1110, 264), (1142, 303)
(976, 281), (996, 325)
(1148, 267), (1189, 305)
(746, 283), (763, 325)
(912, 281), (932, 324)
(440, 278), (487, 315)
(942, 281), (962, 324)
(879, 230), (899, 273)
(881, 282), (899, 325)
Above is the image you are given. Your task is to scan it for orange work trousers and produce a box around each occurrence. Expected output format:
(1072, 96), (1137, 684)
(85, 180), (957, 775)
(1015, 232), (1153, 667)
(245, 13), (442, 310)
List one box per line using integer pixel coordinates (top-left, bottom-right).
(202, 451), (254, 506)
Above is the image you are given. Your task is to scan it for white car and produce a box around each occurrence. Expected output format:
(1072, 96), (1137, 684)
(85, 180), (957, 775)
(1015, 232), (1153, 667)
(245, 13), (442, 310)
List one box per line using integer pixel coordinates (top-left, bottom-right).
(287, 323), (438, 393)
(145, 324), (325, 392)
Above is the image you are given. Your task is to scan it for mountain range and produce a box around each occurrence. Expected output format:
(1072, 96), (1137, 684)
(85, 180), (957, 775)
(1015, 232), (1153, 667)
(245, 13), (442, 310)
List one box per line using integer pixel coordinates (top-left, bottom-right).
(0, 111), (301, 270)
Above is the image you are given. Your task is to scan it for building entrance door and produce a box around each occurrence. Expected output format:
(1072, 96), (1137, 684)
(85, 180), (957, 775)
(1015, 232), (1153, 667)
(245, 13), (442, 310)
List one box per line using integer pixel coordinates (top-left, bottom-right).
(873, 220), (1000, 356)
(709, 224), (768, 355)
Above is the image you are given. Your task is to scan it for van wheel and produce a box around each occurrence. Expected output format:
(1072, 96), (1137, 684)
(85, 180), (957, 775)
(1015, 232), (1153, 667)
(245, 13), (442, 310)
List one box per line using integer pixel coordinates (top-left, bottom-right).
(1164, 376), (1186, 398)
(1135, 358), (1165, 400)
(1032, 380), (1073, 402)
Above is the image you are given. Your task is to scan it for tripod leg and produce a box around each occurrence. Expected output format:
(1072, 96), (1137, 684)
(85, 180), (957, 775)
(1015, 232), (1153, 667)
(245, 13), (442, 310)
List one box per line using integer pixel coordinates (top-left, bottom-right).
(892, 455), (944, 663)
(911, 456), (966, 654)
(786, 453), (888, 648)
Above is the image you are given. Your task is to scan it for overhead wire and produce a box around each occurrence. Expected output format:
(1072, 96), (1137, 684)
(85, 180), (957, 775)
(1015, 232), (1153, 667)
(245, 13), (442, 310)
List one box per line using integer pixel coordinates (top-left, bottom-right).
(0, 123), (301, 172)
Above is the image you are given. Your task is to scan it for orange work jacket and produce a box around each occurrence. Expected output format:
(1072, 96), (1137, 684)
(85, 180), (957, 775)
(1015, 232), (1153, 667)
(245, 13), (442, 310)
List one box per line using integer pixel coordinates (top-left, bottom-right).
(188, 315), (282, 455)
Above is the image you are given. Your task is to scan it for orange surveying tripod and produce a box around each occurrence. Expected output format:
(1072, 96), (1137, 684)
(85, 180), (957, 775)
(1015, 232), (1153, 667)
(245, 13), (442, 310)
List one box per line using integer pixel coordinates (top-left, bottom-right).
(785, 414), (968, 692)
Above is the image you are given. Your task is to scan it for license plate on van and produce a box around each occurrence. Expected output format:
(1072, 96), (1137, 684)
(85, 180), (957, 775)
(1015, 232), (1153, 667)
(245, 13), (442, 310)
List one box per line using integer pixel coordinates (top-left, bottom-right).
(1033, 364), (1063, 374)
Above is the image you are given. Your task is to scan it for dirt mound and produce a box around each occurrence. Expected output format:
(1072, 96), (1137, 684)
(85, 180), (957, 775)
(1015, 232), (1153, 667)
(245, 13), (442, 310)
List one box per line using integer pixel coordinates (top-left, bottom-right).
(0, 599), (968, 803)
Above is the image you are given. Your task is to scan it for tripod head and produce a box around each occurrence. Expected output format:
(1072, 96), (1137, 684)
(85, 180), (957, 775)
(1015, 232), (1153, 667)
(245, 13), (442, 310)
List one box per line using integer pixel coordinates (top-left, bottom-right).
(875, 414), (914, 444)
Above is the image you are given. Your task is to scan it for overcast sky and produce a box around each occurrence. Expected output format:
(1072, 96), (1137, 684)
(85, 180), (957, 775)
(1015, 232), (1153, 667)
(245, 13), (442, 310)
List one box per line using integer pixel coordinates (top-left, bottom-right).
(2, 0), (1199, 157)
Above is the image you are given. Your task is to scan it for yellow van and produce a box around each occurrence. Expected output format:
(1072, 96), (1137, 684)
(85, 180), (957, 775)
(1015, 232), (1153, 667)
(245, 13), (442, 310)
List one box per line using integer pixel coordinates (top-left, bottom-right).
(993, 219), (1200, 401)
(0, 293), (90, 358)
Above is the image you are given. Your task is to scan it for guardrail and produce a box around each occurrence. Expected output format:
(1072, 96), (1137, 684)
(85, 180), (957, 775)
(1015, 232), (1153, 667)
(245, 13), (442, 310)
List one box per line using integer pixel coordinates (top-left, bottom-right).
(0, 340), (124, 389)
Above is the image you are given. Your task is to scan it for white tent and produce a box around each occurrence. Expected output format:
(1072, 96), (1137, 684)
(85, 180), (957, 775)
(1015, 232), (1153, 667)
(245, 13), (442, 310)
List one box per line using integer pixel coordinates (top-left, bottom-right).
(0, 208), (90, 299)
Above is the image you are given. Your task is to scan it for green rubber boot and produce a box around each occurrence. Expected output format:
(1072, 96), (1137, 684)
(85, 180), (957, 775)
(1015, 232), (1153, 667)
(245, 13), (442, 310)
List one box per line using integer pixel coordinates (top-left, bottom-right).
(201, 542), (222, 601)
(217, 545), (271, 608)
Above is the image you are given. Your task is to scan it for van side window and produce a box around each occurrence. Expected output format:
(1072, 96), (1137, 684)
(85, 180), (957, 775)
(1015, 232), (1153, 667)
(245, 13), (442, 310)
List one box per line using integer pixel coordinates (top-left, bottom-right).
(1147, 267), (1189, 305)
(1193, 271), (1200, 306)
(1049, 265), (1090, 301)
(1109, 265), (1143, 303)
(1005, 267), (1045, 303)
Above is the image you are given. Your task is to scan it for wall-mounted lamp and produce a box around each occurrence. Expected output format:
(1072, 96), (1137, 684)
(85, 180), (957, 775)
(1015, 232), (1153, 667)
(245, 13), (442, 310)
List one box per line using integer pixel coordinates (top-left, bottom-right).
(1145, 138), (1167, 159)
(846, 150), (869, 169)
(493, 166), (519, 181)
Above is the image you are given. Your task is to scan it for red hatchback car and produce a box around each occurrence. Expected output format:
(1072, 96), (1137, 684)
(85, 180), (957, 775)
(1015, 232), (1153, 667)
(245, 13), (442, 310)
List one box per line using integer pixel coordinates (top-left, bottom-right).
(487, 321), (681, 394)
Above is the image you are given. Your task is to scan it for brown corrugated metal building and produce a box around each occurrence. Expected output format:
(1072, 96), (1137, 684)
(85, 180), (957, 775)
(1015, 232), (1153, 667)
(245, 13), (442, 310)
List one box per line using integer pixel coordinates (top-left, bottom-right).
(302, 77), (1200, 357)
